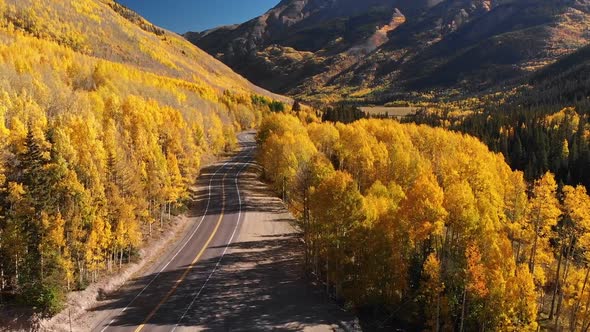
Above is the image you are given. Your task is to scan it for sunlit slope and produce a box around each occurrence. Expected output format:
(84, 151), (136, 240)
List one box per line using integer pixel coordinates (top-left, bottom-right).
(4, 0), (283, 98)
(0, 0), (288, 316)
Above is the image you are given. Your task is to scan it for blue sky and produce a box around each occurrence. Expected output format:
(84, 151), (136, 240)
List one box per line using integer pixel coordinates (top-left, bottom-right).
(116, 0), (280, 33)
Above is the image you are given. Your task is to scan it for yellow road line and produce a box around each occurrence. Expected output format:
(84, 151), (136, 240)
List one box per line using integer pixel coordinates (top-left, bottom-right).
(134, 169), (229, 332)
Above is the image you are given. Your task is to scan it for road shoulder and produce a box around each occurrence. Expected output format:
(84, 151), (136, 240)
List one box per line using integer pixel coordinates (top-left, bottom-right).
(176, 160), (361, 331)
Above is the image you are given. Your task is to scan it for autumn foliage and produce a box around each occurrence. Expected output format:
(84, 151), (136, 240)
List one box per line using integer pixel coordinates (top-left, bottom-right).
(0, 0), (275, 315)
(258, 112), (590, 331)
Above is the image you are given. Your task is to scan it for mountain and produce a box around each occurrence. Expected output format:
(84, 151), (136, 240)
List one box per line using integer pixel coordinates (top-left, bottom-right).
(187, 0), (590, 103)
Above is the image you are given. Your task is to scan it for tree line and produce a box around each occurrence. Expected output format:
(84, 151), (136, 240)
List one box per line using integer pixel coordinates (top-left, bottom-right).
(410, 103), (590, 190)
(258, 111), (590, 331)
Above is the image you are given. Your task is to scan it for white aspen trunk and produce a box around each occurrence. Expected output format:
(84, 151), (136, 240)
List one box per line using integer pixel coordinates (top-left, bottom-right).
(554, 236), (575, 330)
(160, 205), (164, 229)
(571, 267), (590, 331)
(14, 254), (18, 287)
(551, 243), (565, 319)
(109, 250), (113, 273)
(459, 287), (467, 332)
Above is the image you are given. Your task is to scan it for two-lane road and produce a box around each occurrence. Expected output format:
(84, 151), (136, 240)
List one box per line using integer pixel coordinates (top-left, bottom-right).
(93, 132), (255, 332)
(88, 131), (358, 332)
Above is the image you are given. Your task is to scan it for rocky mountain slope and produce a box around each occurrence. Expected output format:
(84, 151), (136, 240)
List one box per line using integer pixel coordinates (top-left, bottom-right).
(187, 0), (590, 103)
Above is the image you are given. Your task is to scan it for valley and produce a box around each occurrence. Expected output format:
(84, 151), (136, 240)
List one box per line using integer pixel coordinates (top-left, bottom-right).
(3, 0), (590, 331)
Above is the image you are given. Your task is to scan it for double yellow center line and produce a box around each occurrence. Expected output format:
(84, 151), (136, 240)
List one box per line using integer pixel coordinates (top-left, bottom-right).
(133, 162), (232, 332)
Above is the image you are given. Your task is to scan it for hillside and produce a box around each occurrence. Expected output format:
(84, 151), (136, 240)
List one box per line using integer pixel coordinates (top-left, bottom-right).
(0, 0), (287, 315)
(8, 0), (289, 98)
(518, 43), (590, 105)
(188, 0), (590, 103)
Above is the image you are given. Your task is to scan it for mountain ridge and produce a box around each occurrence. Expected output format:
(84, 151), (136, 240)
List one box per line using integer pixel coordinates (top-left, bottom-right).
(187, 0), (590, 103)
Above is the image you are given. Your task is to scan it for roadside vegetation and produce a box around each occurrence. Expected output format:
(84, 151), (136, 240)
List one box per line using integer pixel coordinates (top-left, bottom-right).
(258, 108), (590, 331)
(0, 0), (281, 315)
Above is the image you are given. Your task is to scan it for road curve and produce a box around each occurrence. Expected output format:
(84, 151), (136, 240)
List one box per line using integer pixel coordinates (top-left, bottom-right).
(89, 131), (357, 332)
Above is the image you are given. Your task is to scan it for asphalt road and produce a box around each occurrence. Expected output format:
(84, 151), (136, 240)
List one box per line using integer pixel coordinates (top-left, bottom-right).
(90, 132), (357, 332)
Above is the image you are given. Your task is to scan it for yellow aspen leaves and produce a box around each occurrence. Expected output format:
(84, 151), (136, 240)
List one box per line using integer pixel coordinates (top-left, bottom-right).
(258, 114), (557, 330)
(466, 243), (489, 298)
(0, 1), (272, 313)
(421, 253), (445, 331)
(528, 172), (561, 277)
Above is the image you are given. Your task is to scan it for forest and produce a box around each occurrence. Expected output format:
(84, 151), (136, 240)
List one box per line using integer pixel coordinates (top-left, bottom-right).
(0, 0), (281, 314)
(409, 99), (590, 190)
(258, 110), (590, 331)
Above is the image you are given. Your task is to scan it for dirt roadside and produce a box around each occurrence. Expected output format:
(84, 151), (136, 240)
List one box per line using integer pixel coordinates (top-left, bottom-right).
(1, 138), (361, 331)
